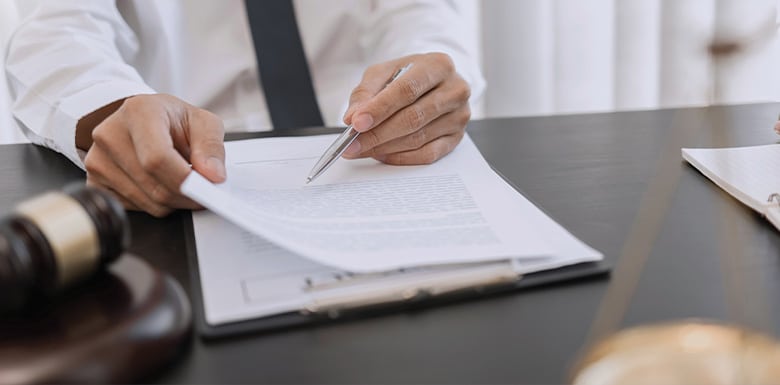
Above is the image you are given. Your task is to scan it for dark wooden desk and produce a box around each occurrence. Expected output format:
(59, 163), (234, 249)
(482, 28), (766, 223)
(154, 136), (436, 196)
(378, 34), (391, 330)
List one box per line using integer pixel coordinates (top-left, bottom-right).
(2, 103), (779, 384)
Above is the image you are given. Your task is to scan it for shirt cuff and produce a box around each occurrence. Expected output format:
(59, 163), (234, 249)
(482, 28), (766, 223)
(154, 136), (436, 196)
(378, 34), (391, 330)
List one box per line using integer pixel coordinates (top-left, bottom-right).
(57, 80), (157, 168)
(13, 79), (156, 170)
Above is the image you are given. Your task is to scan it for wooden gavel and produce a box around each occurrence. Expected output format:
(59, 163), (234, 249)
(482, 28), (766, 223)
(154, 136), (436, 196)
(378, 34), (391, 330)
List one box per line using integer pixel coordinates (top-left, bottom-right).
(0, 185), (129, 313)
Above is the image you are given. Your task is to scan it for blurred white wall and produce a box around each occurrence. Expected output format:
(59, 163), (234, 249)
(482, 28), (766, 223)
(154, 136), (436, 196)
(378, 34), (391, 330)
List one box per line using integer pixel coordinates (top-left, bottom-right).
(480, 0), (780, 118)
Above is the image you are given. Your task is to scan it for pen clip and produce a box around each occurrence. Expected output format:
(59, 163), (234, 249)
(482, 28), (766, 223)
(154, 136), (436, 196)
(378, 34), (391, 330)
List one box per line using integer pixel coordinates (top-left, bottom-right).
(300, 263), (521, 319)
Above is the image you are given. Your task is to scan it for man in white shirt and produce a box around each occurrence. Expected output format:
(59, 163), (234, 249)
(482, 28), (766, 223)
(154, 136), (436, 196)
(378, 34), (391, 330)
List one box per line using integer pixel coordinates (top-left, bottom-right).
(5, 0), (484, 217)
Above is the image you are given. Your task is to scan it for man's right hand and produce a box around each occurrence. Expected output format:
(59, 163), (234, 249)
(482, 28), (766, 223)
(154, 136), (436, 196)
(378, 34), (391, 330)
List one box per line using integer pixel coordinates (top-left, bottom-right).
(80, 94), (226, 217)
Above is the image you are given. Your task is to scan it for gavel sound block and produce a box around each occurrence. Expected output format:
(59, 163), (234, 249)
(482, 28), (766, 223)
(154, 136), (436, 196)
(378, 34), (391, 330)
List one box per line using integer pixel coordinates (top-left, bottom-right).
(0, 254), (191, 384)
(0, 186), (191, 384)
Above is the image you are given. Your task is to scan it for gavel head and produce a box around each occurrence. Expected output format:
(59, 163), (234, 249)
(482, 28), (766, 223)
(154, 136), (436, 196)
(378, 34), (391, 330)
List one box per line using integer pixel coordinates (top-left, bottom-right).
(0, 185), (129, 314)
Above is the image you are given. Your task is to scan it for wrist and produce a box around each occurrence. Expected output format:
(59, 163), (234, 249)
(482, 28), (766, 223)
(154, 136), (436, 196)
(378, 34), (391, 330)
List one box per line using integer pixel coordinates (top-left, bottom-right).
(75, 98), (128, 151)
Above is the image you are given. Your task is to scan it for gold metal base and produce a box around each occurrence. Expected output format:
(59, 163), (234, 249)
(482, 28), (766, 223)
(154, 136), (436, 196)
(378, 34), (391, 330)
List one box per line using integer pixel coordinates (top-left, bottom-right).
(572, 320), (780, 385)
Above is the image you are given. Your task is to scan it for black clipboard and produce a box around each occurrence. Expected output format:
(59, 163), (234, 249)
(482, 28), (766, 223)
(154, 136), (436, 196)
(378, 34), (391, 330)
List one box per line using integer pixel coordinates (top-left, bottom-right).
(182, 158), (610, 339)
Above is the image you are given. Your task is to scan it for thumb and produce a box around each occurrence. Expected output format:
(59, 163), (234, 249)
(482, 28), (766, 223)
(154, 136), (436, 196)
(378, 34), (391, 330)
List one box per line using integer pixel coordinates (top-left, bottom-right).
(188, 110), (227, 183)
(343, 64), (396, 126)
(343, 93), (372, 127)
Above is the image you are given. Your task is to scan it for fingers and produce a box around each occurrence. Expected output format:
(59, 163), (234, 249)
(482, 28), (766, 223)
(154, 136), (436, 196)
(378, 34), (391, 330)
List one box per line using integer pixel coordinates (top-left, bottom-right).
(359, 105), (470, 161)
(343, 75), (470, 159)
(84, 144), (172, 217)
(83, 94), (217, 217)
(341, 53), (470, 166)
(774, 121), (780, 135)
(186, 109), (226, 183)
(125, 108), (193, 195)
(86, 180), (139, 212)
(343, 62), (397, 125)
(380, 132), (465, 166)
(92, 112), (196, 211)
(345, 53), (454, 132)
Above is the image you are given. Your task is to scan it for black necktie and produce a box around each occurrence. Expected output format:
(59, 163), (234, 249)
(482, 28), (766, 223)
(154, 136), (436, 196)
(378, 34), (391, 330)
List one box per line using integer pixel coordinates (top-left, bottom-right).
(244, 0), (324, 130)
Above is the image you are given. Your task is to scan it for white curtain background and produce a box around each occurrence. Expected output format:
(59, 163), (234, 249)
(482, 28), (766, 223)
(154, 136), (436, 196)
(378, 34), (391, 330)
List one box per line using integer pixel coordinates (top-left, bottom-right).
(478, 0), (780, 118)
(1, 0), (779, 143)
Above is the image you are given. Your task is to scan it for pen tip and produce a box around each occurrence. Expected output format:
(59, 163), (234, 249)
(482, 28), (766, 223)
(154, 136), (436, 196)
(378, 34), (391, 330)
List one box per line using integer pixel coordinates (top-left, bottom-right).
(305, 177), (312, 184)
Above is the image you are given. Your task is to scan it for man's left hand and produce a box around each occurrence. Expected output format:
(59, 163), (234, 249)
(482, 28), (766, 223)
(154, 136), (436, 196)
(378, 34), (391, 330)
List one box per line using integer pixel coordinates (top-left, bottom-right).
(342, 53), (471, 165)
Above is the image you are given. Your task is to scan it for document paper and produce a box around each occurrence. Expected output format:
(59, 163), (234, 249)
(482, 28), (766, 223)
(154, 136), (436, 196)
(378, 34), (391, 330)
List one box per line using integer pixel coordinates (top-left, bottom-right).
(182, 134), (603, 325)
(683, 144), (780, 213)
(683, 144), (780, 231)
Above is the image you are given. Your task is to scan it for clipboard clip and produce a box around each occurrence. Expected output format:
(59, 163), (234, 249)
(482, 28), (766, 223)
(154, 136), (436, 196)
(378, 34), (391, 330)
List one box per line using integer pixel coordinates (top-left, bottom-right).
(300, 264), (521, 319)
(765, 193), (780, 230)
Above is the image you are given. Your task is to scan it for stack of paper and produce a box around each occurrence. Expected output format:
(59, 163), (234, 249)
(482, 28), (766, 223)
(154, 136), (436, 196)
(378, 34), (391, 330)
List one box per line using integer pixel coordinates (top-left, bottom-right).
(182, 134), (603, 325)
(683, 144), (780, 231)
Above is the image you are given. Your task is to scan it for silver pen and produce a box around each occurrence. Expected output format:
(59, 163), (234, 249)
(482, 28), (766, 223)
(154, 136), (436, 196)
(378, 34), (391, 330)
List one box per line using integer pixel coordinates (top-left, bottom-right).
(306, 63), (413, 183)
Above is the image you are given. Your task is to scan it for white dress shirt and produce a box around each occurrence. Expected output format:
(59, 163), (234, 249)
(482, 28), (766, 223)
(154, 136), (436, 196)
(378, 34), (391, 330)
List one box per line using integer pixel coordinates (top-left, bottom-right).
(5, 0), (485, 168)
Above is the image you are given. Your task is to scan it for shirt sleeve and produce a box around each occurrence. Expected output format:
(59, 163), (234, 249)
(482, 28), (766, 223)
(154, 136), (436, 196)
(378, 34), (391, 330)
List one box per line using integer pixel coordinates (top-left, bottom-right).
(4, 0), (156, 168)
(362, 0), (486, 112)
